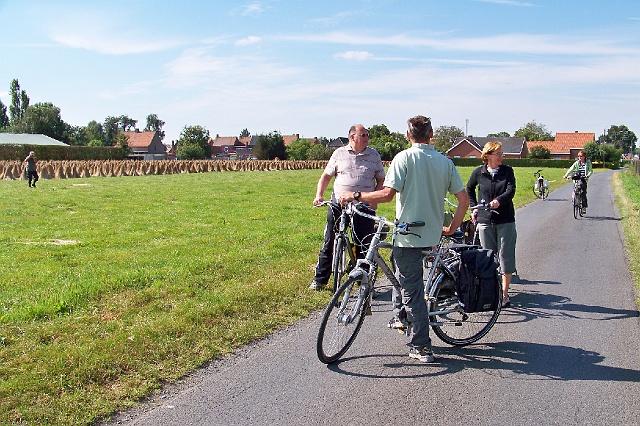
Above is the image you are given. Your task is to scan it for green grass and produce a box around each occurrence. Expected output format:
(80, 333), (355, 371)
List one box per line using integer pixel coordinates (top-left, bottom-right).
(613, 170), (640, 302)
(0, 165), (592, 425)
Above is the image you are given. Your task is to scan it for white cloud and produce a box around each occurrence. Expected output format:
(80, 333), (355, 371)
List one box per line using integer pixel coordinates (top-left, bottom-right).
(275, 31), (638, 56)
(235, 36), (262, 46)
(49, 21), (183, 55)
(334, 50), (373, 61)
(240, 1), (265, 16)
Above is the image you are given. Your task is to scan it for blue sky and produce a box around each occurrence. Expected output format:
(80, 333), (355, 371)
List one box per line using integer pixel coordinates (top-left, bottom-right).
(1, 0), (639, 144)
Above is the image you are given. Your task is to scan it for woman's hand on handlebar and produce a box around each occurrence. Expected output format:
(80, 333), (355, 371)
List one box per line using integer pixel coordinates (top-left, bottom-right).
(313, 196), (325, 206)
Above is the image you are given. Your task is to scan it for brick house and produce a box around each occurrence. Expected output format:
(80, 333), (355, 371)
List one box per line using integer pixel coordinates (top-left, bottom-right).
(122, 130), (167, 160)
(447, 136), (527, 159)
(527, 132), (595, 160)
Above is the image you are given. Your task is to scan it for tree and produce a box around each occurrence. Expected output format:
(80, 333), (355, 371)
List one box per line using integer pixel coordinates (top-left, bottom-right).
(583, 141), (621, 165)
(307, 144), (333, 160)
(432, 125), (464, 153)
(103, 115), (138, 146)
(285, 137), (312, 160)
(14, 102), (67, 141)
(604, 125), (637, 154)
(528, 145), (551, 159)
(103, 116), (119, 145)
(368, 124), (391, 139)
(114, 132), (130, 157)
(514, 120), (554, 141)
(9, 79), (29, 125)
(487, 131), (510, 137)
(0, 99), (9, 129)
(144, 114), (165, 141)
(176, 125), (211, 159)
(85, 120), (104, 144)
(368, 134), (409, 161)
(254, 131), (286, 160)
(239, 128), (250, 138)
(119, 115), (137, 132)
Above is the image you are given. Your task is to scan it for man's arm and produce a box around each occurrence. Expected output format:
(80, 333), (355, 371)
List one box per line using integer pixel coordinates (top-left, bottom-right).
(338, 186), (396, 205)
(313, 173), (333, 206)
(442, 189), (470, 235)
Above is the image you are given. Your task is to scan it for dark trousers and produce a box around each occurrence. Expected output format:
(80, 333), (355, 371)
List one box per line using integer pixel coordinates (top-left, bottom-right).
(313, 204), (375, 285)
(27, 170), (39, 187)
(579, 179), (588, 207)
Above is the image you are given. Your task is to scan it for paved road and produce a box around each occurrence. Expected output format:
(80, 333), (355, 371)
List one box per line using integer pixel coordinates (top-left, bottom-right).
(108, 170), (640, 426)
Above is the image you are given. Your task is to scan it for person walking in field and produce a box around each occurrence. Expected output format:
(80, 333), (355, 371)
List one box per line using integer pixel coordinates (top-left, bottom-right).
(24, 151), (39, 188)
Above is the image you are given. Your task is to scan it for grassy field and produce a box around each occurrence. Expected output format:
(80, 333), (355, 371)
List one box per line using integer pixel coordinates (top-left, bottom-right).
(0, 165), (621, 425)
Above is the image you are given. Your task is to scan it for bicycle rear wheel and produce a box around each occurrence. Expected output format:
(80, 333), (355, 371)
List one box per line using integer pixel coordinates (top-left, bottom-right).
(429, 263), (502, 346)
(532, 184), (543, 199)
(542, 186), (549, 200)
(317, 275), (369, 364)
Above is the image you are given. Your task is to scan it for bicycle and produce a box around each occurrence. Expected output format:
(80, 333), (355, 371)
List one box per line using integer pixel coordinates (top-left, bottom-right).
(318, 201), (358, 293)
(422, 201), (501, 345)
(570, 171), (586, 219)
(532, 169), (549, 200)
(316, 202), (502, 364)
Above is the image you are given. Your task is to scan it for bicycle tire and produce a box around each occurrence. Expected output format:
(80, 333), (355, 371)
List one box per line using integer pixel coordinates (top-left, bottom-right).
(332, 237), (349, 293)
(429, 262), (502, 346)
(573, 190), (580, 219)
(532, 184), (543, 199)
(317, 275), (369, 364)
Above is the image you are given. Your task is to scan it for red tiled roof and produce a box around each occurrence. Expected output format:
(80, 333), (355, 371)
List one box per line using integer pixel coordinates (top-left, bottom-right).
(282, 134), (300, 146)
(528, 133), (594, 154)
(210, 136), (238, 146)
(554, 132), (594, 148)
(123, 131), (156, 148)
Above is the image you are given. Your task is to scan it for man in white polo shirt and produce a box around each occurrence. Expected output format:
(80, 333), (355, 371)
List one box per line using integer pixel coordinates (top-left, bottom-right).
(340, 116), (469, 363)
(311, 124), (385, 290)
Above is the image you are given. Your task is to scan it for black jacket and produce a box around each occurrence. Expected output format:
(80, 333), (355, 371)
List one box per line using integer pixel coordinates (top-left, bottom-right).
(466, 164), (516, 224)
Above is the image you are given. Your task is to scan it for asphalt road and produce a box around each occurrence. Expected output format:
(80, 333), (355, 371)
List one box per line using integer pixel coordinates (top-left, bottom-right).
(107, 169), (640, 426)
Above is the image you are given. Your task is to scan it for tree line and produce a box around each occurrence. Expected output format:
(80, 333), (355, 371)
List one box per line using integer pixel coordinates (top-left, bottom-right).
(1, 78), (636, 161)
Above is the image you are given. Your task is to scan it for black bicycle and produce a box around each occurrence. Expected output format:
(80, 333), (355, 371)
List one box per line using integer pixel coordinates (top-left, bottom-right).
(571, 172), (586, 219)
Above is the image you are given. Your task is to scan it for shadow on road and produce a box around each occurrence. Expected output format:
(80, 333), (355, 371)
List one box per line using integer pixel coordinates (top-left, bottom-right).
(327, 340), (640, 383)
(582, 215), (621, 221)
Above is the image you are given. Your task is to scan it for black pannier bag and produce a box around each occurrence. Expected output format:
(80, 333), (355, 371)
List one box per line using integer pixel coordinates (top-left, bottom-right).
(455, 249), (500, 313)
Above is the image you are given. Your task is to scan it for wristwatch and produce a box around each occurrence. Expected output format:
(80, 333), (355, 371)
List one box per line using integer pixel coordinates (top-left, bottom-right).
(353, 191), (361, 200)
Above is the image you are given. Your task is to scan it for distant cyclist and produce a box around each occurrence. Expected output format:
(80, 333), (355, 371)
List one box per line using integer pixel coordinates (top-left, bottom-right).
(564, 150), (593, 210)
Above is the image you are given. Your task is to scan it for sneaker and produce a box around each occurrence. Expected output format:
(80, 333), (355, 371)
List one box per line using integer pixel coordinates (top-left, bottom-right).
(387, 317), (407, 330)
(408, 347), (435, 363)
(502, 296), (511, 308)
(309, 280), (325, 291)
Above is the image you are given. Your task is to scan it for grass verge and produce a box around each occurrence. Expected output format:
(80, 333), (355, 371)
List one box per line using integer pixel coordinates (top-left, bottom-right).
(612, 171), (640, 303)
(0, 165), (583, 425)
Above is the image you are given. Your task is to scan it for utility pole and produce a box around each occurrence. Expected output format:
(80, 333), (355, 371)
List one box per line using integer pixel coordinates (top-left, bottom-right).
(465, 119), (469, 137)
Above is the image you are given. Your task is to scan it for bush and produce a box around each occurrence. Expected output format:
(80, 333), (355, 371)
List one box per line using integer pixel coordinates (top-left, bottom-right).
(0, 144), (124, 161)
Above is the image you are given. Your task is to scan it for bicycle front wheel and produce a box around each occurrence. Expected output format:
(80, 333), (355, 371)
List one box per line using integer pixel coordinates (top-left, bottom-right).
(429, 264), (502, 346)
(573, 191), (580, 219)
(317, 275), (369, 364)
(332, 236), (350, 293)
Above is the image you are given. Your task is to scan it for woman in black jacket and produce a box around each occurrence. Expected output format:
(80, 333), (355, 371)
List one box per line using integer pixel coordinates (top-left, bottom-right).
(466, 141), (516, 307)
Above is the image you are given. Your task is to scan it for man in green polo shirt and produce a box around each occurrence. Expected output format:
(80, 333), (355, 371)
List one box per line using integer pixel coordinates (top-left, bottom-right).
(339, 115), (469, 363)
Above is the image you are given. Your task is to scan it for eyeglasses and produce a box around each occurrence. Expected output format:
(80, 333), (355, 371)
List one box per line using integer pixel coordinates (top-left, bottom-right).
(491, 152), (504, 157)
(356, 133), (369, 137)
